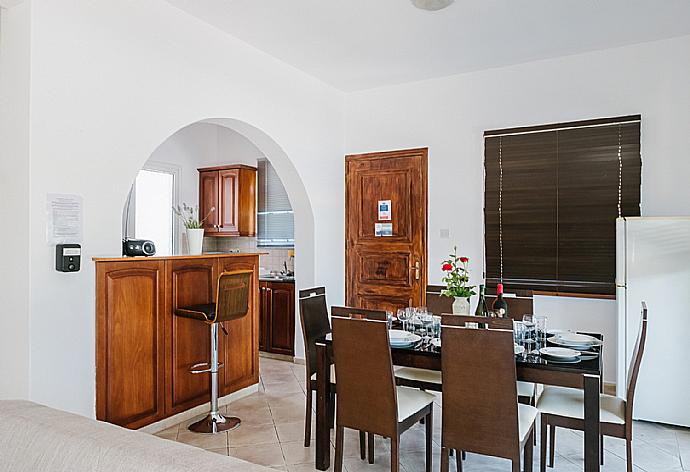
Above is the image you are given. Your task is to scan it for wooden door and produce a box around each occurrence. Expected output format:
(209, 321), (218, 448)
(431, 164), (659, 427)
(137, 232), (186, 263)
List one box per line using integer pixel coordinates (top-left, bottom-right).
(345, 148), (428, 312)
(217, 256), (259, 395)
(165, 258), (217, 415)
(199, 170), (220, 233)
(96, 260), (165, 429)
(259, 281), (269, 351)
(218, 168), (239, 235)
(268, 282), (295, 356)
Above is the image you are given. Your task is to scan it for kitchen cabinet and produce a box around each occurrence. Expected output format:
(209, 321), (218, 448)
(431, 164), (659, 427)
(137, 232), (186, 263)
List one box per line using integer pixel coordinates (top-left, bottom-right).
(259, 280), (295, 356)
(198, 164), (256, 237)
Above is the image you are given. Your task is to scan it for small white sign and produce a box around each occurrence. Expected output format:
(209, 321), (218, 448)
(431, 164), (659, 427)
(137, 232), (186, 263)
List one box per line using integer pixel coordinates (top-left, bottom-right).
(375, 223), (393, 237)
(46, 193), (83, 245)
(378, 200), (391, 221)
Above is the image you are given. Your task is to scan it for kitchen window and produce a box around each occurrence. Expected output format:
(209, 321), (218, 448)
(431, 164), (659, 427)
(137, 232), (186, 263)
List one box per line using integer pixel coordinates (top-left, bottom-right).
(257, 158), (294, 247)
(484, 115), (641, 296)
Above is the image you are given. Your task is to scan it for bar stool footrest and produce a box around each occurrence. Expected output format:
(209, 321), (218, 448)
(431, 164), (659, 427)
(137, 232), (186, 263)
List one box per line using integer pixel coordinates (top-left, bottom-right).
(189, 362), (224, 374)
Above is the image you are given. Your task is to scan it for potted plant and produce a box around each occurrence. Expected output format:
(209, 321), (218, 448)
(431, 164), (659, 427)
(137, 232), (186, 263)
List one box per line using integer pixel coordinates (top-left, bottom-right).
(441, 247), (476, 314)
(173, 203), (215, 255)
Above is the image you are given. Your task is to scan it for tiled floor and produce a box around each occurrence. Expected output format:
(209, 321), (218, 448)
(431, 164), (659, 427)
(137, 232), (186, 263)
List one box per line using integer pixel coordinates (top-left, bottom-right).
(154, 357), (690, 472)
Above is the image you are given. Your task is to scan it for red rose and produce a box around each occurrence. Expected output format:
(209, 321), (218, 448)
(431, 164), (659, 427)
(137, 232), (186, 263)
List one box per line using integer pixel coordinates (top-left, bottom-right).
(442, 263), (453, 271)
(460, 257), (469, 263)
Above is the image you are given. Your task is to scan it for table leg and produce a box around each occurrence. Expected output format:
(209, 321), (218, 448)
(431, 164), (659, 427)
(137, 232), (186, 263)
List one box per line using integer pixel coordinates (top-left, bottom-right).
(583, 374), (601, 472)
(315, 342), (330, 470)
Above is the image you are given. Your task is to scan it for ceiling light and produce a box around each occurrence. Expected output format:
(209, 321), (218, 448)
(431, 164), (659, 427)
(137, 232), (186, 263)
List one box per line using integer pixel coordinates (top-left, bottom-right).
(411, 0), (454, 11)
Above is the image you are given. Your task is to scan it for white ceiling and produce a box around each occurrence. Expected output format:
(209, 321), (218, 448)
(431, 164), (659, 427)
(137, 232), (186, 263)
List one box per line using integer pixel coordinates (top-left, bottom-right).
(165, 0), (690, 92)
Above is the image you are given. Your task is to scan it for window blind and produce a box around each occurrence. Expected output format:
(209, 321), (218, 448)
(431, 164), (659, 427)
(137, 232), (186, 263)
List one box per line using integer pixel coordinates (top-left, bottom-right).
(484, 115), (641, 295)
(257, 158), (294, 247)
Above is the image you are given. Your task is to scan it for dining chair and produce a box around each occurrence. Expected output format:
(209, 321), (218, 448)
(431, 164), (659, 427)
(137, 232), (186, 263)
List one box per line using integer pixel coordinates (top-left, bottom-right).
(440, 314), (538, 472)
(331, 312), (435, 472)
(537, 302), (648, 472)
(299, 291), (367, 458)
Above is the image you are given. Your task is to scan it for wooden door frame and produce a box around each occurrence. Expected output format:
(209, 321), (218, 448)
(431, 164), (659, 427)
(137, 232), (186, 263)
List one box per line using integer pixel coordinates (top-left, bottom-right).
(344, 147), (428, 307)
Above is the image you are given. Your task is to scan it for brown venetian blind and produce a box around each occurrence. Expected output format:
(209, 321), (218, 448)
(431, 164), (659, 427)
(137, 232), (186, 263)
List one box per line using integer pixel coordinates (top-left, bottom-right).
(484, 115), (641, 295)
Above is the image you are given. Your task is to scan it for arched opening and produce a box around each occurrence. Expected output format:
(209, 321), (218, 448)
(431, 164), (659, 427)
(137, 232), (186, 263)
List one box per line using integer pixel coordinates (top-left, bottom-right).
(122, 118), (314, 359)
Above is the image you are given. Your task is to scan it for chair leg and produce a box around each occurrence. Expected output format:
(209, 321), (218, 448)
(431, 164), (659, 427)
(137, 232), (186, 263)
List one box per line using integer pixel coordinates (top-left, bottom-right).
(440, 446), (450, 472)
(524, 429), (534, 472)
(457, 449), (463, 472)
(391, 436), (400, 472)
(601, 434), (605, 465)
(626, 438), (633, 472)
(328, 392), (336, 429)
(425, 411), (433, 472)
(334, 424), (344, 472)
(304, 389), (312, 447)
(548, 424), (556, 468)
(512, 458), (520, 472)
(461, 451), (466, 461)
(368, 432), (375, 464)
(540, 416), (547, 472)
(359, 430), (365, 460)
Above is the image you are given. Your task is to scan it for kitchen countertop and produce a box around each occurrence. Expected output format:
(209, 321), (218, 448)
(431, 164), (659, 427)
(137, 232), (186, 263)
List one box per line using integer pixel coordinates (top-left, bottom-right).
(92, 252), (266, 262)
(259, 276), (295, 283)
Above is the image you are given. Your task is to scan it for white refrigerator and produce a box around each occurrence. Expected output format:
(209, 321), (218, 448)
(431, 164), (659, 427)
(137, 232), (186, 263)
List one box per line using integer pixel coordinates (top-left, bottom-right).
(616, 217), (690, 426)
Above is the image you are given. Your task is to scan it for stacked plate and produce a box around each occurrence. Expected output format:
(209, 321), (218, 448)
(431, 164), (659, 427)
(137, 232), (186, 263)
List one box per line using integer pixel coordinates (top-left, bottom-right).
(539, 346), (581, 363)
(389, 329), (421, 349)
(550, 332), (603, 350)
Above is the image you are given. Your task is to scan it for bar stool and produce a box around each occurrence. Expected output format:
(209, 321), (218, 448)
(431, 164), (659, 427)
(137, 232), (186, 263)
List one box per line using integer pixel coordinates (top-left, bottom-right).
(174, 269), (253, 434)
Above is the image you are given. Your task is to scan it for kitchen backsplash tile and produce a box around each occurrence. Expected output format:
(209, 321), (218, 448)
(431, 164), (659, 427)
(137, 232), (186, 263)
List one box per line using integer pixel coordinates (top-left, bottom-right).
(206, 237), (294, 274)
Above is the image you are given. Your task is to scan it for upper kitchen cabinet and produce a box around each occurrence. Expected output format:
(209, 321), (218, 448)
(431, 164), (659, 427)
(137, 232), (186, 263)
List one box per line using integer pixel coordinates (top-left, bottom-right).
(198, 164), (257, 237)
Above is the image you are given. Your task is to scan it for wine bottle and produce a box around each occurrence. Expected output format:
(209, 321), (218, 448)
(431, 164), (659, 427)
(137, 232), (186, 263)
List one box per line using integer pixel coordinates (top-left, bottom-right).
(474, 284), (489, 317)
(492, 283), (509, 318)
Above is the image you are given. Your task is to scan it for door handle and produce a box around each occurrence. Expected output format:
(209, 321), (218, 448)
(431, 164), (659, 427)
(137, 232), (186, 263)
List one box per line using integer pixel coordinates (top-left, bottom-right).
(412, 261), (420, 280)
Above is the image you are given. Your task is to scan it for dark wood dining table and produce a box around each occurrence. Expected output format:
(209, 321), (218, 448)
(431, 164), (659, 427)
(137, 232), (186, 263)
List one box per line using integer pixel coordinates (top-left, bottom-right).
(313, 329), (603, 472)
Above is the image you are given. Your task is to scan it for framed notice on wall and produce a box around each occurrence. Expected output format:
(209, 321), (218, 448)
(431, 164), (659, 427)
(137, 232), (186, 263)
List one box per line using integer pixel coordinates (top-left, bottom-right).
(378, 200), (391, 221)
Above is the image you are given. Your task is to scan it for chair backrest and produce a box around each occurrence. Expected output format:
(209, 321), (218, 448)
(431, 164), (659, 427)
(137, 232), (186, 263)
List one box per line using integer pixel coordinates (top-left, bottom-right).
(440, 320), (520, 460)
(215, 270), (253, 323)
(331, 314), (398, 438)
(426, 285), (454, 315)
(331, 306), (387, 321)
(441, 314), (515, 331)
(298, 287), (331, 380)
(625, 301), (649, 422)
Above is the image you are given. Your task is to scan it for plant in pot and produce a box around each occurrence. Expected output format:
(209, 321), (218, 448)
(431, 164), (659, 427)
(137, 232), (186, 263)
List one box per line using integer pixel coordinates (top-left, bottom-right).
(441, 247), (476, 314)
(173, 203), (215, 255)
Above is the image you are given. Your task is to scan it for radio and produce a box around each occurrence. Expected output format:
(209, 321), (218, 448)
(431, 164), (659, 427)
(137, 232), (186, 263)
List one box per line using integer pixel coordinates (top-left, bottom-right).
(122, 239), (156, 257)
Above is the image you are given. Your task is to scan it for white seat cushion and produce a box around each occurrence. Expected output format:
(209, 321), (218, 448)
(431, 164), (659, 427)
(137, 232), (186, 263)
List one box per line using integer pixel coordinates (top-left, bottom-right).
(310, 364), (337, 382)
(537, 386), (626, 425)
(517, 381), (536, 398)
(394, 366), (442, 384)
(396, 386), (436, 422)
(518, 403), (539, 443)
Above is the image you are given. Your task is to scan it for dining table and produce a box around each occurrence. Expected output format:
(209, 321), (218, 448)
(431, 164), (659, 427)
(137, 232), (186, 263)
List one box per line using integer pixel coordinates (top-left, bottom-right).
(313, 323), (604, 472)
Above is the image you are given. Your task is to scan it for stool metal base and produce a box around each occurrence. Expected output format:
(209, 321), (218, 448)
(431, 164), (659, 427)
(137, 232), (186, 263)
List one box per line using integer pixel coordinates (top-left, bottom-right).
(188, 412), (241, 434)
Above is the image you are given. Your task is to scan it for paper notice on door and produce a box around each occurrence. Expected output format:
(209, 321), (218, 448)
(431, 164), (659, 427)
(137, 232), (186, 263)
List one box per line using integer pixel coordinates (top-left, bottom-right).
(46, 193), (83, 244)
(378, 200), (391, 221)
(375, 223), (393, 237)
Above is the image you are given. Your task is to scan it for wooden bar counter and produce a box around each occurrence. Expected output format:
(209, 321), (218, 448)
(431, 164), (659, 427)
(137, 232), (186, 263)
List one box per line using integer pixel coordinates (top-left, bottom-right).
(94, 253), (262, 429)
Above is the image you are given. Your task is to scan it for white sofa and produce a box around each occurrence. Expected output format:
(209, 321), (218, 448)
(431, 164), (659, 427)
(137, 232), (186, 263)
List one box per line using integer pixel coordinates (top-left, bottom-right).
(0, 400), (272, 472)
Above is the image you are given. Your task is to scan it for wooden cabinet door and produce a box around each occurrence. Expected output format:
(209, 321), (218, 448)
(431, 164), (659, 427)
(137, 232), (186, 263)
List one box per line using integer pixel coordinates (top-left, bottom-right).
(199, 171), (220, 233)
(259, 281), (269, 352)
(268, 282), (295, 356)
(218, 168), (239, 235)
(217, 256), (259, 395)
(345, 148), (428, 313)
(96, 260), (165, 429)
(165, 258), (217, 415)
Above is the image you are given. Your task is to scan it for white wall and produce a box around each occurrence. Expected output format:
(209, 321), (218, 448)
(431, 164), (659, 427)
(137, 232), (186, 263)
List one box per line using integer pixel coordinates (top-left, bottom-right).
(345, 35), (690, 383)
(0, 2), (31, 400)
(15, 0), (343, 417)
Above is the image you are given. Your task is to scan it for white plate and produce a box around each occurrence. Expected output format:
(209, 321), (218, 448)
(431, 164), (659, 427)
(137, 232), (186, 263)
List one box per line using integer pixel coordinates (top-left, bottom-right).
(546, 329), (570, 336)
(390, 332), (421, 346)
(550, 337), (603, 349)
(545, 357), (581, 364)
(555, 332), (599, 344)
(430, 338), (441, 348)
(389, 329), (415, 342)
(577, 351), (600, 360)
(515, 345), (525, 355)
(540, 347), (581, 359)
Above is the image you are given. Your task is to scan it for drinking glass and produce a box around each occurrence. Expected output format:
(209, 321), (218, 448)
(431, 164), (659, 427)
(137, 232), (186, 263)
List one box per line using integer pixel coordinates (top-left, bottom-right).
(535, 315), (548, 349)
(405, 307), (417, 334)
(431, 315), (441, 339)
(522, 314), (535, 352)
(386, 311), (393, 329)
(397, 308), (408, 331)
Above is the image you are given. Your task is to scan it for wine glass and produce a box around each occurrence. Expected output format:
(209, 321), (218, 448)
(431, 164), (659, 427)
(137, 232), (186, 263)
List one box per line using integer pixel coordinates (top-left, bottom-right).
(522, 314), (535, 353)
(535, 315), (548, 350)
(397, 308), (408, 331)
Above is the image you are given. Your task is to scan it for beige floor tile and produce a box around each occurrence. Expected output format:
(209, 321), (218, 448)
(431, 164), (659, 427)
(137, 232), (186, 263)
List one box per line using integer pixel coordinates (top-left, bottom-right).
(154, 425), (179, 441)
(276, 419), (313, 443)
(228, 443), (286, 468)
(206, 447), (229, 455)
(282, 440), (334, 466)
(176, 429), (228, 450)
(264, 380), (306, 395)
(228, 423), (280, 447)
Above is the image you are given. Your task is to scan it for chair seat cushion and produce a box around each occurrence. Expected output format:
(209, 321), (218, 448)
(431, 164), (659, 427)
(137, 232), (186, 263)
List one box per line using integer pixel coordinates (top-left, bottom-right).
(517, 381), (536, 398)
(396, 386), (435, 422)
(310, 364), (337, 383)
(394, 366), (442, 384)
(175, 303), (216, 322)
(537, 386), (626, 425)
(518, 403), (539, 443)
